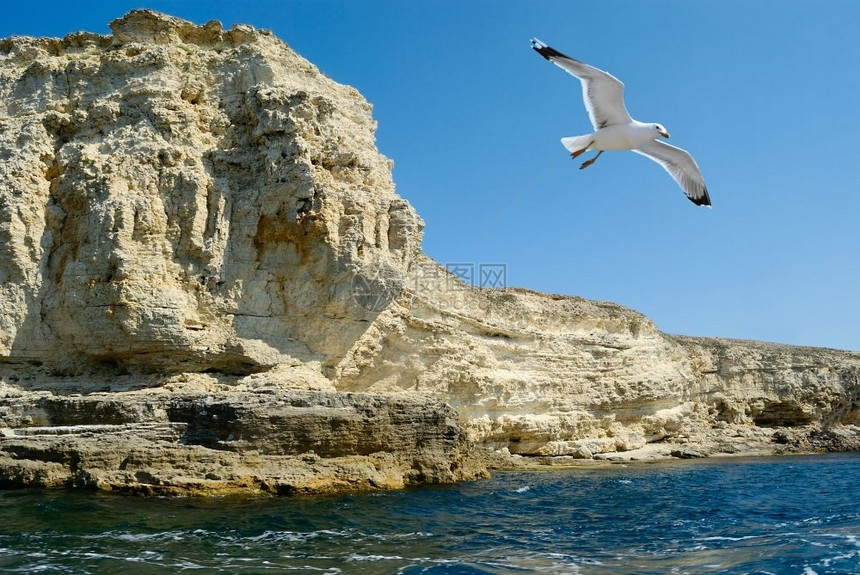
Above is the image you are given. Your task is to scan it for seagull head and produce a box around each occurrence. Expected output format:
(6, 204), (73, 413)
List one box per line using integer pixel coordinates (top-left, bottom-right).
(654, 124), (670, 138)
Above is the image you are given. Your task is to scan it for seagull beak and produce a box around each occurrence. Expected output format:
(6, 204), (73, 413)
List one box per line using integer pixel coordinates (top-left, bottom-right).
(660, 129), (670, 138)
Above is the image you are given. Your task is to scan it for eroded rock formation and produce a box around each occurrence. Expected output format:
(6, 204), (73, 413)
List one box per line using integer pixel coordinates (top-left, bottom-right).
(0, 388), (473, 495)
(334, 259), (860, 459)
(0, 10), (421, 374)
(1, 11), (858, 494)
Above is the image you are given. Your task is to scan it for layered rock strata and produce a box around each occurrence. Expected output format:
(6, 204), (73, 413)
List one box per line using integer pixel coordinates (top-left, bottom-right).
(1, 11), (859, 494)
(0, 386), (475, 495)
(334, 262), (860, 460)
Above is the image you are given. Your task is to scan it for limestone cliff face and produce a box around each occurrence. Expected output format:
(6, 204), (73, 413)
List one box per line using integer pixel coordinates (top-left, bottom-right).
(334, 260), (860, 458)
(1, 12), (859, 494)
(0, 10), (421, 374)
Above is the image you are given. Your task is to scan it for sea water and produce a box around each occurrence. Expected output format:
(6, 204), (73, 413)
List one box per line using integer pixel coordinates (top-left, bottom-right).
(0, 453), (858, 574)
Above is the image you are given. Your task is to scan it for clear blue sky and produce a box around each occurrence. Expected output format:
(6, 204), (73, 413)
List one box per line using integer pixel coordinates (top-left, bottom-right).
(4, 1), (860, 351)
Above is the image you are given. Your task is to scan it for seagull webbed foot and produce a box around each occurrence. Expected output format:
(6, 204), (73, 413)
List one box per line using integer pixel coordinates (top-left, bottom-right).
(579, 150), (603, 170)
(570, 141), (595, 159)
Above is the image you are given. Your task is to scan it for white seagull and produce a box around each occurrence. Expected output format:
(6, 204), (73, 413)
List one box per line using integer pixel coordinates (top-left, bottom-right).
(531, 38), (711, 207)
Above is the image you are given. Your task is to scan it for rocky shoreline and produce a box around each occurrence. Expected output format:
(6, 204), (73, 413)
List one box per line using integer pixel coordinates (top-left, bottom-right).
(0, 382), (487, 495)
(1, 11), (858, 496)
(2, 346), (857, 496)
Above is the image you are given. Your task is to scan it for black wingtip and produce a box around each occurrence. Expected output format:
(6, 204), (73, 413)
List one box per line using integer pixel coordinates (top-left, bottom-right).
(530, 37), (570, 62)
(690, 188), (712, 207)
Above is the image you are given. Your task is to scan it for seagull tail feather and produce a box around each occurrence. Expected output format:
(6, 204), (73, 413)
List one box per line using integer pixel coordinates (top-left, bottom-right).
(561, 135), (594, 154)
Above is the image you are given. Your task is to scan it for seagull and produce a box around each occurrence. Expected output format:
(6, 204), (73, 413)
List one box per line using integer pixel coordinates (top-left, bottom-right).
(531, 38), (711, 207)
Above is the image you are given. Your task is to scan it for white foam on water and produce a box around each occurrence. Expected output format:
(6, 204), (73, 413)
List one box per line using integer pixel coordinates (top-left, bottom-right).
(346, 553), (404, 562)
(246, 529), (352, 544)
(697, 535), (759, 542)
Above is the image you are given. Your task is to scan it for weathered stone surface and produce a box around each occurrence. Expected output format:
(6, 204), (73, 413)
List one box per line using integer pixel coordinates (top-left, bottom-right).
(1, 11), (859, 495)
(0, 10), (421, 375)
(333, 256), (860, 458)
(0, 389), (478, 494)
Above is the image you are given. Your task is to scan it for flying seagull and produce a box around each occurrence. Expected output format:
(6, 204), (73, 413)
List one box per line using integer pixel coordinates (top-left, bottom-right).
(531, 38), (711, 207)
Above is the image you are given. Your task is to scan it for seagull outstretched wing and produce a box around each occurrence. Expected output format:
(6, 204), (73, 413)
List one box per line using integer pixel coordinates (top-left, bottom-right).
(633, 140), (711, 206)
(531, 38), (631, 129)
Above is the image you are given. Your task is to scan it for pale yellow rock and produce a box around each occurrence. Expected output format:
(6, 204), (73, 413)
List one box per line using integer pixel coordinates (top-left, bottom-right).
(1, 12), (859, 497)
(333, 256), (860, 456)
(0, 10), (422, 375)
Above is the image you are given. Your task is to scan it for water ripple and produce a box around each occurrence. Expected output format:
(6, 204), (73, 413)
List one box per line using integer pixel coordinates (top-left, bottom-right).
(0, 453), (858, 574)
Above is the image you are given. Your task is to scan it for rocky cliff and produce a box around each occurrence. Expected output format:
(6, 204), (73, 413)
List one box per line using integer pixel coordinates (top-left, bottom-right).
(0, 10), (420, 374)
(2, 11), (859, 495)
(335, 261), (860, 459)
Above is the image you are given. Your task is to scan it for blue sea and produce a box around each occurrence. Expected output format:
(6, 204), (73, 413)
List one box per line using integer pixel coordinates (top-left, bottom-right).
(1, 453), (858, 574)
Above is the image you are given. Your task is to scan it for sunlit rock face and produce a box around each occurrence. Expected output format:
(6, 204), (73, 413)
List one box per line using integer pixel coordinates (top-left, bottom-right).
(0, 10), (422, 375)
(333, 259), (860, 458)
(1, 11), (859, 495)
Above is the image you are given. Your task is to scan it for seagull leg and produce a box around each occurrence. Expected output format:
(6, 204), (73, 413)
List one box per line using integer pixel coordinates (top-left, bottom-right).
(579, 150), (603, 170)
(570, 141), (595, 159)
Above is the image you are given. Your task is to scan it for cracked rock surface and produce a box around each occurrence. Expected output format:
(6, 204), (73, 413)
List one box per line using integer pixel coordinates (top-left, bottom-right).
(1, 11), (859, 495)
